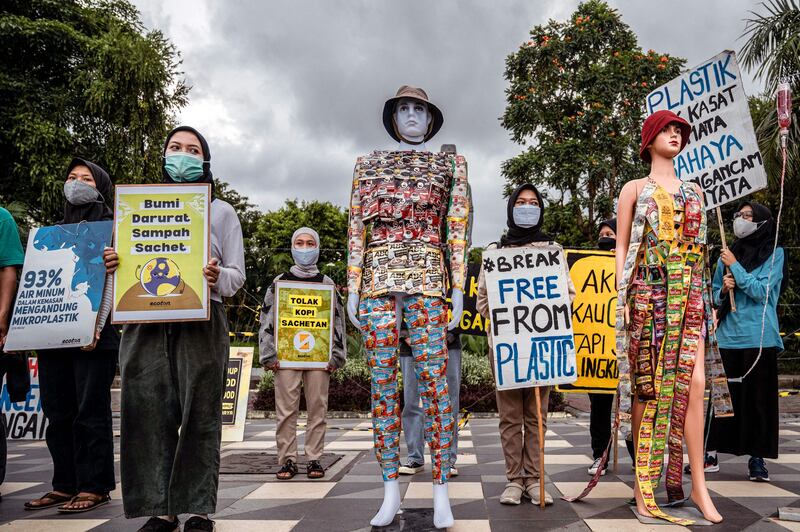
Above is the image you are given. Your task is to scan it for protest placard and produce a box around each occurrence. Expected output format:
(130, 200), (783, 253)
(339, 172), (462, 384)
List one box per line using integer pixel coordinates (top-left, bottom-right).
(451, 263), (489, 336)
(221, 347), (254, 442)
(482, 245), (577, 391)
(112, 184), (210, 323)
(274, 281), (335, 369)
(1, 358), (48, 440)
(556, 250), (619, 394)
(645, 50), (767, 209)
(5, 221), (112, 351)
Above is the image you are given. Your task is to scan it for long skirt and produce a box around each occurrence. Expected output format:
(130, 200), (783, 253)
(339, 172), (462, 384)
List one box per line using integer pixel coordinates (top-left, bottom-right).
(708, 347), (779, 458)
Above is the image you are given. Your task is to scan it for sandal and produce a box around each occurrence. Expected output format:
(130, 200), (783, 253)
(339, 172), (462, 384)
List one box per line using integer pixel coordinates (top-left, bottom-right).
(307, 460), (325, 479)
(57, 493), (111, 513)
(276, 459), (298, 480)
(25, 491), (75, 510)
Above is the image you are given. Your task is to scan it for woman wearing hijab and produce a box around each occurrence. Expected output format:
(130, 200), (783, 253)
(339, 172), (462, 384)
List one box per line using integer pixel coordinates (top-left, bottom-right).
(585, 218), (619, 477)
(705, 201), (786, 482)
(258, 227), (346, 480)
(103, 126), (246, 532)
(476, 184), (576, 506)
(24, 158), (118, 514)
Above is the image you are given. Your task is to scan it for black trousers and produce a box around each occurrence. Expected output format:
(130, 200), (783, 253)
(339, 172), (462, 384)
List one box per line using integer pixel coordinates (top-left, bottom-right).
(119, 301), (229, 518)
(588, 393), (614, 459)
(38, 348), (118, 494)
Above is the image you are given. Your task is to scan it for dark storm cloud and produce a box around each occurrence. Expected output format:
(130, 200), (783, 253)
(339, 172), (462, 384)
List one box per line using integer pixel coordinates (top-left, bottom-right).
(134, 0), (763, 246)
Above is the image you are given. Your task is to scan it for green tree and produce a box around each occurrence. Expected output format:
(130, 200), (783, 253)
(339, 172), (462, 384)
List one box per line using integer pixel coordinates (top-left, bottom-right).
(0, 0), (188, 227)
(739, 0), (800, 362)
(501, 0), (685, 246)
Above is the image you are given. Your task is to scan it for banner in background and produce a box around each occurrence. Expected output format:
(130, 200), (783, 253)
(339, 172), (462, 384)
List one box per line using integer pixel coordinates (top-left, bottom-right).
(557, 250), (619, 394)
(275, 281), (334, 369)
(5, 221), (112, 351)
(451, 263), (490, 336)
(646, 50), (767, 209)
(483, 245), (577, 391)
(2, 358), (48, 440)
(112, 184), (210, 323)
(221, 347), (254, 442)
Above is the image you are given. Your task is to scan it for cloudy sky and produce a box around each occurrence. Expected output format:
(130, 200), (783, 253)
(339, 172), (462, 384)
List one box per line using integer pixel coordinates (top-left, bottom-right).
(132, 0), (765, 246)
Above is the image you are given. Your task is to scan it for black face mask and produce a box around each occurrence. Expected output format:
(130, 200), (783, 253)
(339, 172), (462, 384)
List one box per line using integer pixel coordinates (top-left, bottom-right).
(598, 237), (616, 251)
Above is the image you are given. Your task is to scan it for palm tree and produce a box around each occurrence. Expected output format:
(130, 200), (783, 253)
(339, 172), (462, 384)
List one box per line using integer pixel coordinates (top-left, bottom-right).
(739, 0), (800, 369)
(740, 0), (800, 92)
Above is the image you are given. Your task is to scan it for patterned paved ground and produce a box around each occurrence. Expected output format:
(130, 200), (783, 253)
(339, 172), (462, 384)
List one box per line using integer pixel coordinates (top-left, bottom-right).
(2, 417), (800, 531)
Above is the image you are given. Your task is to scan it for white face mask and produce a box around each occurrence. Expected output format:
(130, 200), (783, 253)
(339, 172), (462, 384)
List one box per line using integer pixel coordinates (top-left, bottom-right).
(733, 217), (762, 238)
(394, 98), (431, 142)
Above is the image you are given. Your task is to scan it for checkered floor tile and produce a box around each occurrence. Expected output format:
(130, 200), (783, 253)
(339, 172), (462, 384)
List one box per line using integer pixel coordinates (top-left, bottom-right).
(2, 417), (799, 530)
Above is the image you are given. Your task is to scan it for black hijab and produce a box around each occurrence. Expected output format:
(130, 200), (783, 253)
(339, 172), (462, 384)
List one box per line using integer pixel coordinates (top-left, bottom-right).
(718, 201), (788, 323)
(162, 125), (215, 199)
(499, 183), (551, 247)
(61, 158), (114, 224)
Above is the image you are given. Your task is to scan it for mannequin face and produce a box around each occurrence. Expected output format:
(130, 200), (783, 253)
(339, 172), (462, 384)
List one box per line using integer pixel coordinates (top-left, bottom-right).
(394, 98), (431, 141)
(514, 189), (539, 206)
(66, 164), (97, 188)
(293, 233), (318, 249)
(647, 123), (683, 161)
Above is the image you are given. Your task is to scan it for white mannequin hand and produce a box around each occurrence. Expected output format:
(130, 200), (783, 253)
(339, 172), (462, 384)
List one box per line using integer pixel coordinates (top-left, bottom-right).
(447, 288), (464, 331)
(347, 292), (361, 329)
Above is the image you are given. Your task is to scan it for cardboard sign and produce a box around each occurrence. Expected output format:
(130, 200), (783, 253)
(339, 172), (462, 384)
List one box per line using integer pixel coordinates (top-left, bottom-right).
(5, 221), (112, 350)
(221, 347), (254, 442)
(274, 281), (335, 369)
(557, 250), (619, 394)
(2, 358), (48, 440)
(112, 184), (210, 323)
(451, 263), (490, 336)
(483, 245), (577, 391)
(645, 50), (767, 209)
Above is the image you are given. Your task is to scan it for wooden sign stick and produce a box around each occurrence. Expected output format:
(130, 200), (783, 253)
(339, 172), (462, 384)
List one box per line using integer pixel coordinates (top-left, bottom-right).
(535, 387), (546, 509)
(715, 207), (736, 312)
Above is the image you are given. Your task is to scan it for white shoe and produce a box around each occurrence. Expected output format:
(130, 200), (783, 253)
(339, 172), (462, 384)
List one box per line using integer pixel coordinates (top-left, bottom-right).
(449, 467), (458, 477)
(524, 484), (553, 506)
(588, 457), (608, 476)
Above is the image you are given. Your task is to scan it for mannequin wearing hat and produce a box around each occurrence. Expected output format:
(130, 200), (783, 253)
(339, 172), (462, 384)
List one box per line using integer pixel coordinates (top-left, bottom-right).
(346, 86), (471, 528)
(602, 111), (730, 524)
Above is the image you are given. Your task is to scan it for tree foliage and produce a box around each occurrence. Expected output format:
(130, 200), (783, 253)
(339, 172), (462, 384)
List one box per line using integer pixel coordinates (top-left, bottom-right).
(739, 0), (800, 359)
(0, 0), (188, 226)
(501, 0), (685, 245)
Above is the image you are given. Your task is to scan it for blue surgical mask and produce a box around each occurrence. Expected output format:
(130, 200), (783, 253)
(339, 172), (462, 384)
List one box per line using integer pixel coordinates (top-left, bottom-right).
(292, 247), (319, 267)
(64, 180), (101, 205)
(164, 153), (205, 182)
(513, 205), (541, 228)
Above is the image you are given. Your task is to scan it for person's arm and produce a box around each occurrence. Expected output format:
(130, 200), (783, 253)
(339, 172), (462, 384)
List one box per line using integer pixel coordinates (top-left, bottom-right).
(0, 266), (17, 347)
(346, 163), (365, 297)
(711, 258), (725, 307)
(0, 212), (23, 348)
(615, 180), (638, 289)
(728, 248), (784, 304)
(211, 209), (246, 298)
(258, 277), (280, 369)
(328, 279), (347, 370)
(476, 244), (494, 320)
(446, 155), (470, 293)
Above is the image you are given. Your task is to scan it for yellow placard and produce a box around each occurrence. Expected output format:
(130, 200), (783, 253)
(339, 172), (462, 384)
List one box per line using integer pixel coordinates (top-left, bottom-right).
(557, 250), (619, 394)
(112, 184), (210, 323)
(275, 281), (334, 369)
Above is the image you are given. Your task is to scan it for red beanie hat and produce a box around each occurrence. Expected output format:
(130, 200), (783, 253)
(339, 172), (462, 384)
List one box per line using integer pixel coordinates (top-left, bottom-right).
(639, 110), (691, 163)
